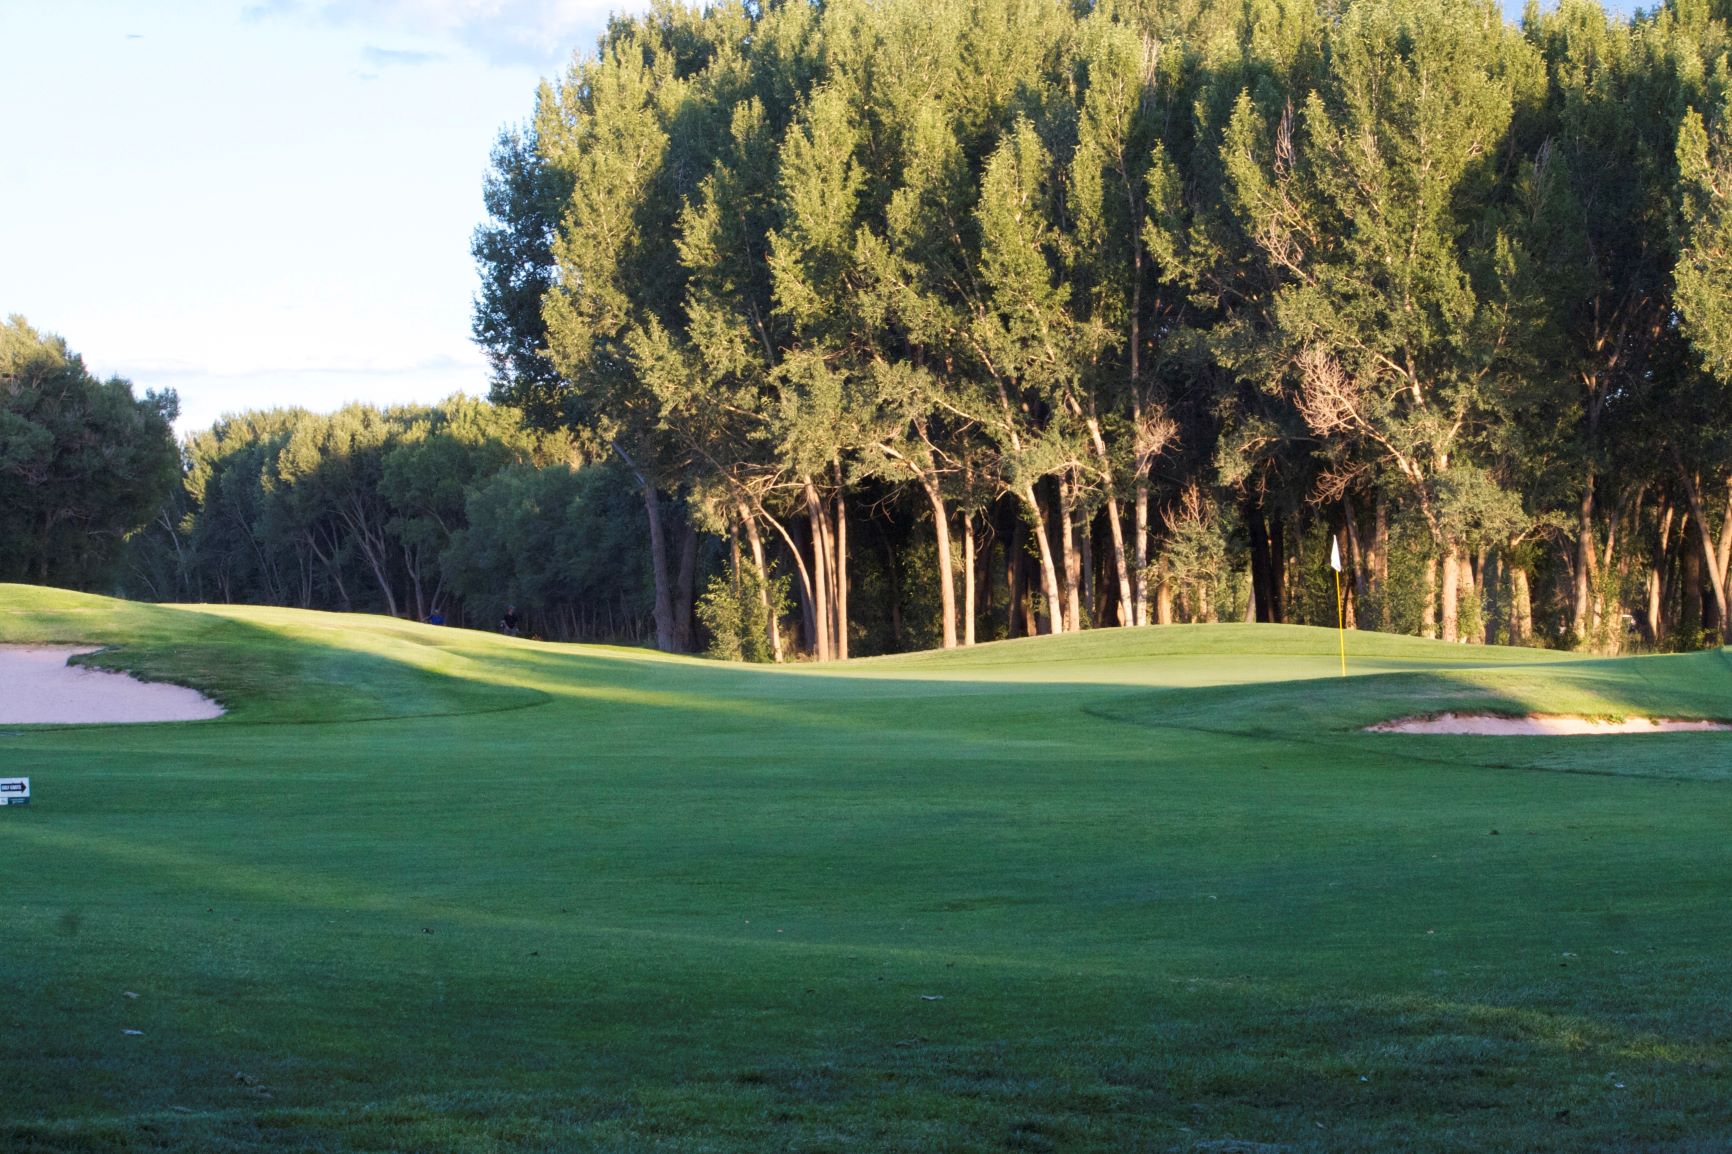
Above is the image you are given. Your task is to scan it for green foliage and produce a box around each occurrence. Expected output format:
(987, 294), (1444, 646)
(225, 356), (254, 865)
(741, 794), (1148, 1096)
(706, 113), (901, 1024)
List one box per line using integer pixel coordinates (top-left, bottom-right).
(158, 0), (1732, 660)
(123, 399), (640, 641)
(0, 316), (179, 590)
(697, 561), (790, 661)
(1149, 485), (1245, 622)
(1286, 519), (1340, 628)
(1457, 584), (1485, 642)
(471, 123), (570, 423)
(1675, 66), (1732, 383)
(440, 457), (655, 641)
(1359, 517), (1441, 637)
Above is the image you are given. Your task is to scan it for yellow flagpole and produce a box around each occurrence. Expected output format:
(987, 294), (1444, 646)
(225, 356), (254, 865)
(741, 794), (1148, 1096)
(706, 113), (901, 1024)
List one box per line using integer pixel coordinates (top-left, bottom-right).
(1334, 567), (1346, 677)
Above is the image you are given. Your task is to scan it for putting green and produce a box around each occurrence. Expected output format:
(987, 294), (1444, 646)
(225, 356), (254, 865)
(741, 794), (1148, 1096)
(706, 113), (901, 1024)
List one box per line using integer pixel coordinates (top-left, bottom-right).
(3, 583), (1730, 1152)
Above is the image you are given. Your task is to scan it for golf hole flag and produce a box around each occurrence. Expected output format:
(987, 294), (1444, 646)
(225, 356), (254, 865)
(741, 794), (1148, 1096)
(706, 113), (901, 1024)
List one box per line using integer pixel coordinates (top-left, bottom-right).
(1330, 537), (1346, 676)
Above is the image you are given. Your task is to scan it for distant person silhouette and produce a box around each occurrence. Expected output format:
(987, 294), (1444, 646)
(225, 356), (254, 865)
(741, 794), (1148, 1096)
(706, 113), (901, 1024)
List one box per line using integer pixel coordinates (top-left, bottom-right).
(426, 608), (445, 626)
(501, 606), (520, 637)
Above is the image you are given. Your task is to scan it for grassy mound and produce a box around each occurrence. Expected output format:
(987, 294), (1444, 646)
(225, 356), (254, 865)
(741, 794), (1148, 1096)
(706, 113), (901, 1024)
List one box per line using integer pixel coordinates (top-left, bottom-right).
(0, 584), (549, 723)
(3, 585), (1731, 1152)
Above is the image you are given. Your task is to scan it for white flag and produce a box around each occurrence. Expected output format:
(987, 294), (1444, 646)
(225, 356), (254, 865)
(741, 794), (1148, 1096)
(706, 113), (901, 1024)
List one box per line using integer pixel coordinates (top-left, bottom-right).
(1330, 536), (1342, 572)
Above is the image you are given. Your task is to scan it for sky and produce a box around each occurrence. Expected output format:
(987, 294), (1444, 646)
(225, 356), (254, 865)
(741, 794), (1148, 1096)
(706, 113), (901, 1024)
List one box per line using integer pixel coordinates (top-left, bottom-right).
(0, 0), (638, 435)
(3, 0), (1605, 437)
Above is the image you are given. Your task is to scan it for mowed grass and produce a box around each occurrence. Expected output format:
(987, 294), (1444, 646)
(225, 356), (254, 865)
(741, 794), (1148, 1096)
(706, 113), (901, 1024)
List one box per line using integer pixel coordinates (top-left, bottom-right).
(2, 584), (1731, 1152)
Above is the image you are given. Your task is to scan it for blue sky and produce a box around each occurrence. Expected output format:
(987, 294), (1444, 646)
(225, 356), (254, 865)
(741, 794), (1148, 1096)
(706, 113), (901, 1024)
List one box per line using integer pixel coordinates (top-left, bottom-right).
(1, 0), (633, 433)
(4, 0), (1602, 436)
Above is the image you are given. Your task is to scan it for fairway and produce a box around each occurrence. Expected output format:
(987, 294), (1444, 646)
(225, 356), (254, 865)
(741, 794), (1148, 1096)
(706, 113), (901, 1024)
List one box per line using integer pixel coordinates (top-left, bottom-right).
(4, 584), (1732, 1152)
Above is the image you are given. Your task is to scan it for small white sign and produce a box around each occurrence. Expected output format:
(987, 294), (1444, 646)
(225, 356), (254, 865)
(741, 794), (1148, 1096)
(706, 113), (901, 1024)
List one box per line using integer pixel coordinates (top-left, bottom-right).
(0, 778), (29, 806)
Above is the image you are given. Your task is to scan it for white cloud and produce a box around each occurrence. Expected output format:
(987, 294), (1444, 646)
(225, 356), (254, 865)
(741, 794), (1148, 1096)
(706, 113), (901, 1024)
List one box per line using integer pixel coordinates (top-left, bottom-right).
(254, 0), (627, 66)
(361, 44), (445, 66)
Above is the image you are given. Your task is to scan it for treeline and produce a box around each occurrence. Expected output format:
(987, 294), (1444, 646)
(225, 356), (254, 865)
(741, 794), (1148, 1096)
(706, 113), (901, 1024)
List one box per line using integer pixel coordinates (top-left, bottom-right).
(465, 0), (1732, 657)
(1, 316), (179, 590)
(123, 398), (670, 643)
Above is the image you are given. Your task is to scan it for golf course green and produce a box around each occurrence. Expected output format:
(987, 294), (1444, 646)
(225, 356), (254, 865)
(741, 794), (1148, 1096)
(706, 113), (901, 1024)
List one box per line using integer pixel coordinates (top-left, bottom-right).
(3, 582), (1730, 1152)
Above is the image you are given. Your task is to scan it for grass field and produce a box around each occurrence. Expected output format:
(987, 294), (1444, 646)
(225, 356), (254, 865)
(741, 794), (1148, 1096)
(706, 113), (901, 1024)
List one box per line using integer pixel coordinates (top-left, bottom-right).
(3, 582), (1731, 1152)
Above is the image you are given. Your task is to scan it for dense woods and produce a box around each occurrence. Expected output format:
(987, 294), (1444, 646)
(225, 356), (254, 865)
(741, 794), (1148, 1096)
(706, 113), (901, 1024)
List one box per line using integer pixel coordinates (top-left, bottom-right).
(64, 0), (1732, 658)
(464, 0), (1732, 657)
(121, 398), (672, 643)
(1, 316), (179, 591)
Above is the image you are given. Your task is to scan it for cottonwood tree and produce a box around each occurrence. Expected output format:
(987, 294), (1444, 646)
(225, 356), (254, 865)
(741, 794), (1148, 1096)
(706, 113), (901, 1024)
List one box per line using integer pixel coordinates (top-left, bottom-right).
(441, 0), (1732, 655)
(1670, 63), (1732, 639)
(538, 22), (703, 651)
(1221, 0), (1540, 640)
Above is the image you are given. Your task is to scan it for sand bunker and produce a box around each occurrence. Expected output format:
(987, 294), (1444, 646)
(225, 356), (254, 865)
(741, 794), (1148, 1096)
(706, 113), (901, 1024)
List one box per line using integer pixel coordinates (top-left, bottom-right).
(1369, 712), (1732, 736)
(0, 646), (223, 724)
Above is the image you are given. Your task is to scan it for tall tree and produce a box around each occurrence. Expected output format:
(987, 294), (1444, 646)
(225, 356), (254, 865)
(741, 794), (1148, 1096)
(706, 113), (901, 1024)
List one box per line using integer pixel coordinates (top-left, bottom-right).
(0, 316), (179, 589)
(1221, 0), (1540, 641)
(539, 23), (699, 652)
(472, 121), (570, 424)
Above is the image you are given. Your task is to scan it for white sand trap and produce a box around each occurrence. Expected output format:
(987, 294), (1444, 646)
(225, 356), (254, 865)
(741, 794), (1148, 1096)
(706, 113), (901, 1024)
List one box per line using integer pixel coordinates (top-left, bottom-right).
(0, 646), (223, 724)
(1369, 712), (1732, 736)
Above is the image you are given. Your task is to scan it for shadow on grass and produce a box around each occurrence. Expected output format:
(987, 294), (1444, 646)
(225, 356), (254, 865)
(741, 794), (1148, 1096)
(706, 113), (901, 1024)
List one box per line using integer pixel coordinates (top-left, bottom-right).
(1090, 649), (1732, 781)
(8, 584), (1732, 787)
(0, 587), (548, 726)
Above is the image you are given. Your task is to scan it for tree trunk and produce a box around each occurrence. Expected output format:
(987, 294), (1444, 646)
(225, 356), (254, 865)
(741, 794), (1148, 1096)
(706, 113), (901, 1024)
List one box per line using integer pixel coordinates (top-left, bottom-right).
(1022, 556), (1039, 636)
(1674, 461), (1731, 643)
(1571, 472), (1595, 642)
(1441, 541), (1460, 643)
(1060, 474), (1082, 632)
(1343, 492), (1367, 612)
(1083, 415), (1137, 628)
(1020, 482), (1066, 634)
(739, 503), (784, 662)
(1267, 515), (1287, 623)
(305, 528), (352, 612)
(979, 517), (994, 640)
(787, 518), (818, 656)
(1509, 548), (1532, 645)
(804, 479), (832, 661)
(1007, 514), (1026, 639)
(358, 539), (399, 617)
(1595, 504), (1623, 650)
(1156, 569), (1173, 625)
(963, 512), (977, 646)
(1715, 483), (1732, 606)
(1480, 547), (1498, 643)
(832, 474), (849, 660)
(1462, 549), (1480, 643)
(1246, 501), (1275, 624)
(639, 483), (677, 652)
(1682, 518), (1704, 639)
(1134, 480), (1151, 626)
(673, 518), (698, 652)
(924, 479), (958, 649)
(405, 544), (427, 621)
(1081, 514), (1096, 625)
(1422, 551), (1438, 639)
(1371, 494), (1389, 626)
(1646, 498), (1674, 644)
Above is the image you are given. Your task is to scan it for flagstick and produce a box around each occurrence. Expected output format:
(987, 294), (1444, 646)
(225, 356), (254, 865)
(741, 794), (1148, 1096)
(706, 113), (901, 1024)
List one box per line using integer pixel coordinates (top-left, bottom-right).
(1334, 566), (1346, 677)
